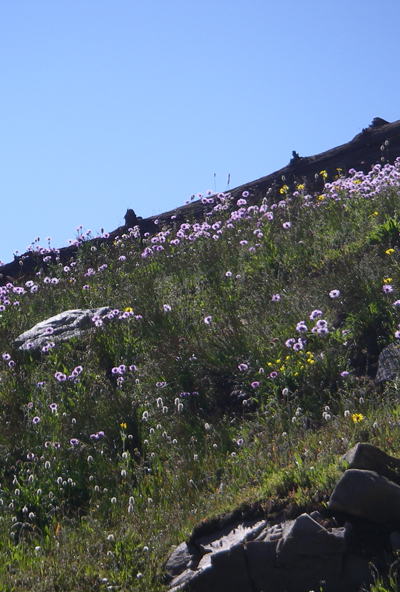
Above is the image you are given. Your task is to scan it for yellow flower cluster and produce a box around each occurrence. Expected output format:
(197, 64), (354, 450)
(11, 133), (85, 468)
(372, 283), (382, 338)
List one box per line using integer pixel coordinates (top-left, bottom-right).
(306, 351), (315, 364)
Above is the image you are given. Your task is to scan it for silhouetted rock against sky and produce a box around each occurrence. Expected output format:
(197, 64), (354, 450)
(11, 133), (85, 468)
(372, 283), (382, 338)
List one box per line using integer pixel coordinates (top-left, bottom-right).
(1, 117), (400, 285)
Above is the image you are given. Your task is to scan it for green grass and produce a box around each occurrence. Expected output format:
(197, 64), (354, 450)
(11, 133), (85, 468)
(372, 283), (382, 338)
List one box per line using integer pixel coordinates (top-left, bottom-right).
(1, 163), (400, 589)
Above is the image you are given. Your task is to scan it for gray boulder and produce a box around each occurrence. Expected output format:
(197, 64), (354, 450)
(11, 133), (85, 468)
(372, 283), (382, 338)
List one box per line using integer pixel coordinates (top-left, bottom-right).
(167, 514), (367, 592)
(329, 469), (400, 527)
(344, 442), (400, 487)
(13, 307), (113, 353)
(276, 513), (346, 569)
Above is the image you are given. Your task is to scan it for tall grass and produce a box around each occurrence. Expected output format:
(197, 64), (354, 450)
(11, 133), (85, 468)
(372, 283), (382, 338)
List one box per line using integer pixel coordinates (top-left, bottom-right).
(1, 162), (400, 590)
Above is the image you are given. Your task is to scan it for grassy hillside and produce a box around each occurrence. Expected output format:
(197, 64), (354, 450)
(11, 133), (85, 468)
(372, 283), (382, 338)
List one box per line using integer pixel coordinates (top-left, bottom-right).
(1, 161), (400, 590)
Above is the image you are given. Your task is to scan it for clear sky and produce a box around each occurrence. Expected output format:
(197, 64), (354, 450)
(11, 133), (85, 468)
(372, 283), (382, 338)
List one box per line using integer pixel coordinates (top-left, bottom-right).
(1, 0), (400, 264)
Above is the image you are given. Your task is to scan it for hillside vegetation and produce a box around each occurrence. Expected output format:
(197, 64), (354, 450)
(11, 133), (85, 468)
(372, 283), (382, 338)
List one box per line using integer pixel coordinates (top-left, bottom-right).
(1, 161), (400, 590)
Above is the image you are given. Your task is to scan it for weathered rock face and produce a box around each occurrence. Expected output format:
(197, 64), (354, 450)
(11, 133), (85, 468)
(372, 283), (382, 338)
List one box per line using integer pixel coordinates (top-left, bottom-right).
(167, 443), (400, 592)
(167, 513), (369, 592)
(13, 307), (113, 353)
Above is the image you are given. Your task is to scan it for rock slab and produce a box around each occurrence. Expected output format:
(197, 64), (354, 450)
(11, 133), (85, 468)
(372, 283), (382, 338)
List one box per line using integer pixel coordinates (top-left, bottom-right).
(13, 307), (113, 353)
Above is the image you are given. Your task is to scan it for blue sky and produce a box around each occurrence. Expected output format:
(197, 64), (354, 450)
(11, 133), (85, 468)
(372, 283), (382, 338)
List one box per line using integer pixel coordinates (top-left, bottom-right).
(1, 0), (400, 264)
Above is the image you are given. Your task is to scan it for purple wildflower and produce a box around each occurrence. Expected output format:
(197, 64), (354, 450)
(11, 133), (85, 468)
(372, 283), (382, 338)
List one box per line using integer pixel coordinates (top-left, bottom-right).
(54, 372), (67, 382)
(70, 438), (79, 446)
(238, 363), (249, 372)
(251, 381), (260, 388)
(383, 284), (393, 293)
(32, 416), (40, 425)
(271, 294), (281, 301)
(309, 309), (323, 320)
(204, 316), (212, 324)
(329, 289), (340, 298)
(282, 222), (291, 229)
(293, 341), (304, 352)
(163, 304), (172, 312)
(269, 371), (278, 379)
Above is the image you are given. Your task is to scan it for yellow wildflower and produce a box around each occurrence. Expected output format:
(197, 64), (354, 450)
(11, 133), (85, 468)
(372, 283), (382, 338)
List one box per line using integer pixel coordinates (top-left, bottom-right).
(386, 249), (395, 255)
(279, 185), (289, 194)
(319, 170), (328, 178)
(350, 413), (364, 423)
(384, 278), (393, 284)
(297, 184), (305, 190)
(124, 307), (133, 312)
(120, 423), (127, 429)
(318, 195), (325, 201)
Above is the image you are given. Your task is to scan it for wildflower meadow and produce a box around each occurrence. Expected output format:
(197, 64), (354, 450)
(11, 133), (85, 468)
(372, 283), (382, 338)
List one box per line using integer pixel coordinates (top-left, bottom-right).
(1, 161), (400, 590)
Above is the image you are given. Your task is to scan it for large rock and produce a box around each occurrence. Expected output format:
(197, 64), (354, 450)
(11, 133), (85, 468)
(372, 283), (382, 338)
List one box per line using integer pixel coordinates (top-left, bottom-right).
(329, 469), (400, 527)
(276, 513), (346, 569)
(167, 514), (367, 592)
(13, 307), (113, 353)
(344, 443), (400, 487)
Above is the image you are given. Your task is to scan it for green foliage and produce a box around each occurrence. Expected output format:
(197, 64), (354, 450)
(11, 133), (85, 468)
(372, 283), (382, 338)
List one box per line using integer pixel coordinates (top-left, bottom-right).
(1, 165), (400, 588)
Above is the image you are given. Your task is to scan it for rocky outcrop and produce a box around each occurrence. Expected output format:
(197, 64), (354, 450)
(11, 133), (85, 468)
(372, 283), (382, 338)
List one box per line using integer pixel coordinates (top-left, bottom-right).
(167, 443), (400, 592)
(1, 117), (400, 285)
(13, 307), (112, 353)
